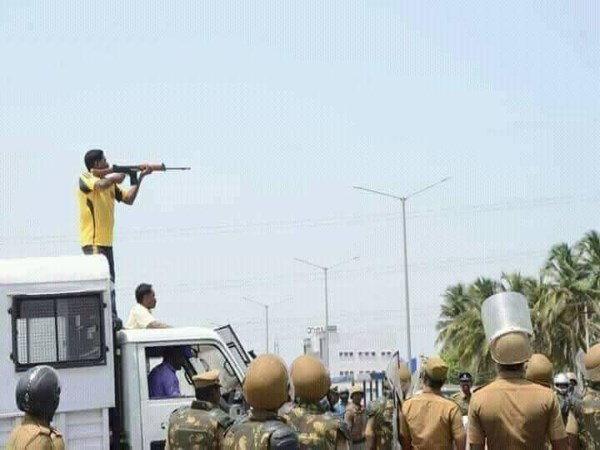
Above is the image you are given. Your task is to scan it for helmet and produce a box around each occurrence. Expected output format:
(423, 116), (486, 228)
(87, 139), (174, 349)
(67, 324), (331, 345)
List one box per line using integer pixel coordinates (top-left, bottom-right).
(553, 373), (569, 395)
(525, 354), (553, 386)
(16, 365), (61, 422)
(584, 343), (600, 382)
(290, 355), (330, 402)
(243, 354), (289, 410)
(489, 332), (532, 365)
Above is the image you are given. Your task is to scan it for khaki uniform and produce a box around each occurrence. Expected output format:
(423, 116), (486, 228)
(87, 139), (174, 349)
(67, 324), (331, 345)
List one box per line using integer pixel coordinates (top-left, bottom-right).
(468, 370), (567, 449)
(7, 414), (65, 450)
(344, 403), (366, 448)
(449, 391), (470, 416)
(284, 401), (350, 450)
(167, 400), (233, 449)
(400, 391), (464, 450)
(566, 386), (600, 449)
(364, 397), (394, 450)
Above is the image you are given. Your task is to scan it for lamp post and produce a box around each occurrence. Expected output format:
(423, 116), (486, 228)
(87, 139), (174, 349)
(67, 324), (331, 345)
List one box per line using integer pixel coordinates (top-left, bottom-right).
(242, 297), (290, 353)
(293, 256), (360, 368)
(353, 177), (450, 366)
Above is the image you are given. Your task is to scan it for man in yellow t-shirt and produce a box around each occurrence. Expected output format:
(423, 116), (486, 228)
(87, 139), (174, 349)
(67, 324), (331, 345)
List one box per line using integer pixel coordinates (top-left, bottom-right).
(78, 149), (152, 325)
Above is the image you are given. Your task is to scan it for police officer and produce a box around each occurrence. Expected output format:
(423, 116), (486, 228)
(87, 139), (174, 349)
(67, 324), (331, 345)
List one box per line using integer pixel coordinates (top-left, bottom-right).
(284, 354), (350, 450)
(7, 365), (64, 449)
(344, 386), (366, 449)
(450, 372), (473, 416)
(364, 380), (394, 450)
(468, 332), (568, 450)
(525, 353), (554, 387)
(223, 354), (299, 449)
(566, 342), (600, 449)
(400, 356), (466, 450)
(554, 373), (571, 424)
(166, 369), (233, 449)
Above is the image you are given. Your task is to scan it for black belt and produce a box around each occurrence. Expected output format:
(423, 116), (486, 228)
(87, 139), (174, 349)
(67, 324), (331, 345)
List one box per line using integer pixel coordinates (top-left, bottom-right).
(352, 438), (366, 444)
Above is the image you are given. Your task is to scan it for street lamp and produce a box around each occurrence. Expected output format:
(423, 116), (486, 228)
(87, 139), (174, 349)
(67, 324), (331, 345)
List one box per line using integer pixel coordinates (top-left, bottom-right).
(242, 297), (291, 353)
(293, 256), (360, 368)
(353, 177), (450, 367)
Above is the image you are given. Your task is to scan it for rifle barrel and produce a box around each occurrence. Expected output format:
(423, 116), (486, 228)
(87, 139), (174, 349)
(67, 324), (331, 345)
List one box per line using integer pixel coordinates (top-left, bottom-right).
(163, 167), (191, 170)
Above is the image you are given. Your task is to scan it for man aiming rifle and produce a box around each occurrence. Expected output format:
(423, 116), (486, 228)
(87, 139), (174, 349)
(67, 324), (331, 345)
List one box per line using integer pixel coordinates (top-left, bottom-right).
(77, 149), (189, 326)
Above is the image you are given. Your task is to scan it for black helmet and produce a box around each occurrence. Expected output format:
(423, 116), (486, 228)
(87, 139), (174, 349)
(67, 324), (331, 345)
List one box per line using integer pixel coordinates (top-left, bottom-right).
(16, 365), (61, 422)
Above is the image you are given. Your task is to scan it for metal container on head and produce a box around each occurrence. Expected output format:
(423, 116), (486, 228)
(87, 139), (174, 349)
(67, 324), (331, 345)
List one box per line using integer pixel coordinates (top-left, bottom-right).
(481, 292), (533, 343)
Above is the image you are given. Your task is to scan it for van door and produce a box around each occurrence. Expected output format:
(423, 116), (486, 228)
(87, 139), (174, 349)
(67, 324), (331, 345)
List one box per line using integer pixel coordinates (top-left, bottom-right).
(139, 341), (244, 449)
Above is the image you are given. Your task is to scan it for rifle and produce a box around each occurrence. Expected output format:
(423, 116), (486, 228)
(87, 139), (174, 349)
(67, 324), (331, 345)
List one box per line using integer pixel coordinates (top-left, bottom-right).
(92, 163), (191, 185)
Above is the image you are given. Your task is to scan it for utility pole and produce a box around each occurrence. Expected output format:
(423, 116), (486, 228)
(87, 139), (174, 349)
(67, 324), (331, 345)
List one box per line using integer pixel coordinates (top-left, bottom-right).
(293, 256), (359, 368)
(242, 297), (291, 354)
(354, 177), (450, 367)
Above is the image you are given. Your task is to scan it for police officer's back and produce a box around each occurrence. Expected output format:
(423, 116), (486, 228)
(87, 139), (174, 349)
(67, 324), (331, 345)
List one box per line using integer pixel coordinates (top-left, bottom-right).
(166, 369), (233, 449)
(284, 354), (350, 450)
(7, 365), (64, 450)
(400, 357), (466, 450)
(223, 354), (299, 449)
(566, 342), (600, 449)
(468, 332), (568, 450)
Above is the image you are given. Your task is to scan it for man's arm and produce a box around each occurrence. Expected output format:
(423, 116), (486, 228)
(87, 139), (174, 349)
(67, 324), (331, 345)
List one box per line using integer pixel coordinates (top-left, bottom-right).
(96, 173), (126, 190)
(565, 411), (579, 450)
(122, 167), (152, 205)
(450, 405), (467, 450)
(364, 417), (376, 450)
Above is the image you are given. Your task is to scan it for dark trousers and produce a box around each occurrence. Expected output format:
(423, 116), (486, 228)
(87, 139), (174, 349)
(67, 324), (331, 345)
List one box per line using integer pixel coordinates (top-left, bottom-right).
(82, 245), (121, 329)
(82, 245), (115, 281)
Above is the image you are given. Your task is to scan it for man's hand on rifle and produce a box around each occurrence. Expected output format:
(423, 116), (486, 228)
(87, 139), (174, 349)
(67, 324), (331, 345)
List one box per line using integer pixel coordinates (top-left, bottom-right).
(138, 164), (153, 181)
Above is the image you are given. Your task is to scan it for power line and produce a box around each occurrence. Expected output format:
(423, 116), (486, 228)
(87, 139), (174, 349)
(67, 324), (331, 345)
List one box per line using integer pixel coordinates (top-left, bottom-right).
(114, 249), (547, 295)
(1, 193), (599, 245)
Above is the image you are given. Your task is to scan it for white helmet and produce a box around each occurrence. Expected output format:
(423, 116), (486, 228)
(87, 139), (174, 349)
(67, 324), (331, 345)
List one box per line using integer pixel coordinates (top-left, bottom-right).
(553, 373), (569, 394)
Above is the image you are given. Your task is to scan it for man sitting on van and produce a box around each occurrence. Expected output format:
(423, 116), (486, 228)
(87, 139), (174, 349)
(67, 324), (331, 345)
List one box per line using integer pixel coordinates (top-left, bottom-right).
(149, 346), (187, 398)
(125, 283), (170, 329)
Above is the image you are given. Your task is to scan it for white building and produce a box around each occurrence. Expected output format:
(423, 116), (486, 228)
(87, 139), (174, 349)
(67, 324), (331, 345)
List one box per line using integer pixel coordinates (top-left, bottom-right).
(303, 325), (397, 383)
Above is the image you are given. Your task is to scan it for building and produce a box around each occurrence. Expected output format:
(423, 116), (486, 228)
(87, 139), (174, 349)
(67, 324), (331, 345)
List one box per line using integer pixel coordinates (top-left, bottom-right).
(303, 325), (397, 383)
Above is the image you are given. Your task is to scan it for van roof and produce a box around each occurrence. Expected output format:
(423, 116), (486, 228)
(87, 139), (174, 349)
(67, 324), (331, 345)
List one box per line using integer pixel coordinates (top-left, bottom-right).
(0, 255), (109, 285)
(117, 327), (225, 345)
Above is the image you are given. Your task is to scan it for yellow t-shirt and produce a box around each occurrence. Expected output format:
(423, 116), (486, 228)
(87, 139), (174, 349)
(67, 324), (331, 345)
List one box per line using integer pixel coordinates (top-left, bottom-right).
(78, 172), (127, 246)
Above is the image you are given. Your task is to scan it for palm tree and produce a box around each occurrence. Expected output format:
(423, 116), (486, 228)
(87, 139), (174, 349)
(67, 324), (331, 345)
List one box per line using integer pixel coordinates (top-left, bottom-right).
(539, 243), (591, 369)
(576, 231), (600, 348)
(437, 278), (498, 382)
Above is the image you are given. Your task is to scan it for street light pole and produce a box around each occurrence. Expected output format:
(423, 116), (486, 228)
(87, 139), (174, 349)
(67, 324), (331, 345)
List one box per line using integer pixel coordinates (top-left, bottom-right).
(353, 177), (450, 367)
(293, 256), (359, 368)
(243, 297), (291, 354)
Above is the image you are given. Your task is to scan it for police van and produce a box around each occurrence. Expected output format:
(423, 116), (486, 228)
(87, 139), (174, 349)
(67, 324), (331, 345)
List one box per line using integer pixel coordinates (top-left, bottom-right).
(0, 255), (249, 449)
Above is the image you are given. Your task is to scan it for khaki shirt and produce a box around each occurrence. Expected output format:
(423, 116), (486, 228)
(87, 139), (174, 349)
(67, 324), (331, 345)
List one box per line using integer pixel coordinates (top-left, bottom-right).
(468, 370), (567, 449)
(7, 414), (65, 449)
(400, 391), (465, 450)
(344, 402), (366, 442)
(125, 303), (156, 329)
(450, 391), (471, 416)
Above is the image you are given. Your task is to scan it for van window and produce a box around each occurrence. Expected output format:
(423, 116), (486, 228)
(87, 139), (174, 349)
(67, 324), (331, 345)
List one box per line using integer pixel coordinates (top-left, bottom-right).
(145, 344), (242, 401)
(11, 292), (106, 371)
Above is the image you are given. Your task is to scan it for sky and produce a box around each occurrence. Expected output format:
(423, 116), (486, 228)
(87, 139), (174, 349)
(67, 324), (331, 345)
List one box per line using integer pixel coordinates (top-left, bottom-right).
(1, 1), (599, 366)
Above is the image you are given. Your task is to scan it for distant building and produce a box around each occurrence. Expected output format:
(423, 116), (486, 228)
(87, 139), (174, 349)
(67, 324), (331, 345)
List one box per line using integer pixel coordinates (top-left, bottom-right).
(303, 325), (396, 383)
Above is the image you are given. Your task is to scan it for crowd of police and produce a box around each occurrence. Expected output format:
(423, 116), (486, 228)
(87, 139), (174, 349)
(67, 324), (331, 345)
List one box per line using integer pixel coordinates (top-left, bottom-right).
(6, 293), (600, 449)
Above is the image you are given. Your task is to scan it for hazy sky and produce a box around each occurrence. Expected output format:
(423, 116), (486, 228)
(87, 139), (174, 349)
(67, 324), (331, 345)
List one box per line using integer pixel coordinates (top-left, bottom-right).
(1, 1), (599, 365)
